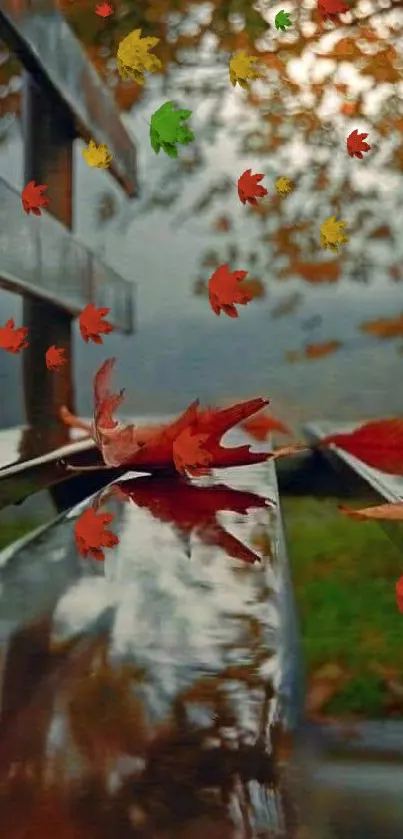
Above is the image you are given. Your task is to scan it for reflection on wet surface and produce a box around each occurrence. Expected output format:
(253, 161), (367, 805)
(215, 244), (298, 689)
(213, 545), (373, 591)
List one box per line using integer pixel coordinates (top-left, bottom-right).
(0, 432), (303, 838)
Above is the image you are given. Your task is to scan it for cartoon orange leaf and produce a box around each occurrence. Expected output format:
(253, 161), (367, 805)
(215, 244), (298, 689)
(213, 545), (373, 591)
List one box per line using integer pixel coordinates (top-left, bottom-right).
(21, 180), (50, 216)
(45, 344), (67, 371)
(0, 319), (29, 354)
(74, 506), (119, 562)
(208, 263), (252, 318)
(322, 419), (403, 474)
(237, 169), (268, 206)
(78, 303), (114, 344)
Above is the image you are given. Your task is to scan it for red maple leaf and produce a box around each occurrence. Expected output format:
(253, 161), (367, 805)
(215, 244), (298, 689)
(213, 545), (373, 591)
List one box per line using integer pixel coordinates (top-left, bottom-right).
(346, 129), (371, 159)
(321, 419), (403, 475)
(0, 318), (29, 354)
(241, 410), (292, 441)
(74, 506), (119, 561)
(95, 1), (114, 16)
(317, 0), (350, 21)
(117, 475), (273, 564)
(172, 428), (213, 476)
(78, 302), (114, 344)
(237, 169), (268, 206)
(21, 180), (50, 216)
(60, 358), (273, 472)
(208, 263), (252, 318)
(45, 344), (67, 371)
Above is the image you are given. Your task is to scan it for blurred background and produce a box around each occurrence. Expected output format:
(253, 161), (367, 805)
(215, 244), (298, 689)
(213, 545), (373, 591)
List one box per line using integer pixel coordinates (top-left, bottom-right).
(0, 0), (403, 429)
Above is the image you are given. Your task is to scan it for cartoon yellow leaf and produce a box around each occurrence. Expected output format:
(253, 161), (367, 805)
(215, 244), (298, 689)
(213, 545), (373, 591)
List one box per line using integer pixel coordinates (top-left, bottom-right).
(320, 216), (349, 254)
(229, 51), (261, 89)
(117, 28), (162, 84)
(82, 140), (113, 169)
(275, 176), (293, 196)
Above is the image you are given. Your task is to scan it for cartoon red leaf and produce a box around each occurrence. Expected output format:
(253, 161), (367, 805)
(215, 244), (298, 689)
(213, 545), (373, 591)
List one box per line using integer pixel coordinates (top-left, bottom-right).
(45, 344), (67, 371)
(61, 358), (273, 472)
(0, 318), (29, 354)
(346, 129), (371, 159)
(242, 410), (292, 441)
(74, 506), (119, 562)
(208, 263), (252, 318)
(173, 428), (213, 476)
(321, 419), (403, 475)
(317, 0), (350, 21)
(95, 1), (114, 16)
(21, 180), (50, 216)
(237, 169), (268, 206)
(396, 577), (403, 613)
(78, 303), (114, 344)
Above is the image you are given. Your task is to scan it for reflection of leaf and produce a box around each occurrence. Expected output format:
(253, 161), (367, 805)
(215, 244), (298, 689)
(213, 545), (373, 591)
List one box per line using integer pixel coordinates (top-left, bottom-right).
(279, 260), (341, 284)
(212, 215), (232, 232)
(304, 340), (342, 360)
(239, 277), (266, 299)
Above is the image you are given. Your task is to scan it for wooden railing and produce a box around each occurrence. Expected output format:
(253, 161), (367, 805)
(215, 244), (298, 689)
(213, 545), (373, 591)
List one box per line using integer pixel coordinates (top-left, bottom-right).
(0, 0), (137, 457)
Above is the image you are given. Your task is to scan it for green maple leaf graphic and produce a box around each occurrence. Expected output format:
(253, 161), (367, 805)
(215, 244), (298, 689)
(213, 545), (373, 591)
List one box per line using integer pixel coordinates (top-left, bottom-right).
(275, 10), (292, 31)
(150, 101), (194, 158)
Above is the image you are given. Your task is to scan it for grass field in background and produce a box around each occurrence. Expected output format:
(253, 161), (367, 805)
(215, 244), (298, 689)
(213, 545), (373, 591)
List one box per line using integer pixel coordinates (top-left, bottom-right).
(282, 495), (403, 717)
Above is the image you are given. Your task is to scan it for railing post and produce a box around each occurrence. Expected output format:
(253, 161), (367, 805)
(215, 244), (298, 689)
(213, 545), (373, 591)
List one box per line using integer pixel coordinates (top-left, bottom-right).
(20, 71), (76, 459)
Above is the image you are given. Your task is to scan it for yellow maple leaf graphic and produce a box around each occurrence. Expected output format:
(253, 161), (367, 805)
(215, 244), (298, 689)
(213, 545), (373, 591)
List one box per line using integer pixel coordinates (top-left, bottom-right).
(320, 216), (349, 253)
(275, 176), (293, 196)
(117, 28), (162, 84)
(82, 140), (113, 169)
(229, 51), (261, 89)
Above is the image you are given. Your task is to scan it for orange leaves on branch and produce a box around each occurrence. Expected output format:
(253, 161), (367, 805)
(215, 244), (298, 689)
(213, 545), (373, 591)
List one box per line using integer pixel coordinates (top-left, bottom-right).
(74, 506), (119, 562)
(0, 319), (29, 354)
(361, 313), (403, 341)
(237, 169), (268, 206)
(208, 263), (252, 318)
(79, 303), (114, 344)
(322, 419), (403, 475)
(242, 410), (292, 440)
(347, 129), (371, 160)
(21, 180), (50, 216)
(45, 345), (67, 371)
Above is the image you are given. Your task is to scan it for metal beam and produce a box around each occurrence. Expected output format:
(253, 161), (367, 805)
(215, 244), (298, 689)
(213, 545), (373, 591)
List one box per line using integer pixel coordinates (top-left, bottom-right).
(0, 0), (138, 197)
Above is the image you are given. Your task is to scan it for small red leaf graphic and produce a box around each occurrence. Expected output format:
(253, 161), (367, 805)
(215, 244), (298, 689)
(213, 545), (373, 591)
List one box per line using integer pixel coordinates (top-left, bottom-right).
(79, 303), (114, 344)
(0, 319), (29, 354)
(74, 506), (119, 562)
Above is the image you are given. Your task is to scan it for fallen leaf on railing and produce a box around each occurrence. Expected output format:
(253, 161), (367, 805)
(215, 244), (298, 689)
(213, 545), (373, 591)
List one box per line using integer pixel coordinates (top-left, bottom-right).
(61, 358), (273, 474)
(45, 345), (66, 371)
(208, 263), (252, 318)
(74, 506), (119, 562)
(21, 180), (50, 216)
(0, 319), (29, 354)
(78, 303), (114, 344)
(323, 419), (403, 474)
(237, 169), (268, 206)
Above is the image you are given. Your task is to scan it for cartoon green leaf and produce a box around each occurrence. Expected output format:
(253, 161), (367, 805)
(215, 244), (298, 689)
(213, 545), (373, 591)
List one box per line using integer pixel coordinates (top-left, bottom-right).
(149, 101), (194, 157)
(275, 10), (292, 31)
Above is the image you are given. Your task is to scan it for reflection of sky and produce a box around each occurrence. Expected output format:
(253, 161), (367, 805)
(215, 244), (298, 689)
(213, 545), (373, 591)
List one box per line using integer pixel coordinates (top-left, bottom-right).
(0, 16), (403, 425)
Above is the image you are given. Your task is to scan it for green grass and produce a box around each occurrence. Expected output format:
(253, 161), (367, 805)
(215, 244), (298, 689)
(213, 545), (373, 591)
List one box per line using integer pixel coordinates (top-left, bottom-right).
(0, 519), (42, 552)
(282, 496), (403, 716)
